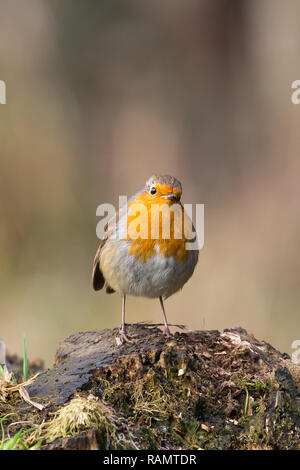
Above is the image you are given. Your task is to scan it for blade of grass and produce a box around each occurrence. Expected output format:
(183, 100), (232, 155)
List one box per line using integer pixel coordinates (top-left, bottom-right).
(29, 441), (42, 450)
(18, 439), (29, 450)
(1, 427), (35, 451)
(0, 414), (14, 449)
(11, 371), (17, 385)
(1, 429), (24, 450)
(0, 418), (5, 449)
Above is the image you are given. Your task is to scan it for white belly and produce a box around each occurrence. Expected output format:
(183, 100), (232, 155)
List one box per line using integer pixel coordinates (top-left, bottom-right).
(100, 239), (198, 299)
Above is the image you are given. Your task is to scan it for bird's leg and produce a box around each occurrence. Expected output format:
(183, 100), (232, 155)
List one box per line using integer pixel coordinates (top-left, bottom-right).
(159, 296), (171, 337)
(119, 294), (133, 344)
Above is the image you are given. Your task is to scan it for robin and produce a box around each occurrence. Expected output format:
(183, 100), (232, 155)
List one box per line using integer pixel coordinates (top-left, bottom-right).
(92, 174), (198, 343)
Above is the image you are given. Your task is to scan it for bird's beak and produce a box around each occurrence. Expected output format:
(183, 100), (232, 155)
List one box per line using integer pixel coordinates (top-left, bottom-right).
(164, 193), (178, 202)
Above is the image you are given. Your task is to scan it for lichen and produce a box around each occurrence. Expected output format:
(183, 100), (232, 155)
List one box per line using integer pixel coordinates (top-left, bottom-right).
(26, 395), (135, 449)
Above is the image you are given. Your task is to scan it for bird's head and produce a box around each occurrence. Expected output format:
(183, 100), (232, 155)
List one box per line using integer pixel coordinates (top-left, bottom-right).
(144, 174), (182, 204)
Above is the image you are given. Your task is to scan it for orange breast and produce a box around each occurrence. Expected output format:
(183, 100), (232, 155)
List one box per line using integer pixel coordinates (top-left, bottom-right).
(125, 192), (193, 263)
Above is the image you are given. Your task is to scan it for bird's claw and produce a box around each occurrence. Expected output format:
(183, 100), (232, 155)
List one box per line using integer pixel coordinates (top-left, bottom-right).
(118, 329), (134, 344)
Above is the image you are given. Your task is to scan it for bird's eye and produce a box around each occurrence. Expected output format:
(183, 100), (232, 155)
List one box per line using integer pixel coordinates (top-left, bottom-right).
(150, 187), (157, 195)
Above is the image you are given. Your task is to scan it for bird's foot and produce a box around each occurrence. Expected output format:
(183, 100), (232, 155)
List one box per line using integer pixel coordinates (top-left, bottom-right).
(118, 328), (134, 344)
(163, 326), (172, 338)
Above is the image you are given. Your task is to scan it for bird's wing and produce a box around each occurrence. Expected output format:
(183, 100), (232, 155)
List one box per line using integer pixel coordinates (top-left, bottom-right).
(92, 210), (117, 291)
(92, 239), (106, 291)
(92, 189), (144, 292)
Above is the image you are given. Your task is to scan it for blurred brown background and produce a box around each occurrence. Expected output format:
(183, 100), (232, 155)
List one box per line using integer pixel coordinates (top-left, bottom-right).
(0, 0), (299, 366)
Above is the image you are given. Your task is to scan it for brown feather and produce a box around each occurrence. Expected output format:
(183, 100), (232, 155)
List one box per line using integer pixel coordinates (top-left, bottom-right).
(92, 241), (106, 291)
(105, 283), (115, 294)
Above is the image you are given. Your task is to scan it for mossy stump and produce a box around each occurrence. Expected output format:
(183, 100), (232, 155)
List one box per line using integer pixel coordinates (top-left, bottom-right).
(2, 325), (300, 450)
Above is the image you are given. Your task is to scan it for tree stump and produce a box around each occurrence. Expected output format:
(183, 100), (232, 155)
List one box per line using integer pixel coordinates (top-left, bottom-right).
(3, 324), (300, 450)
